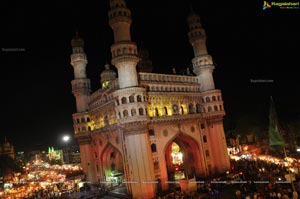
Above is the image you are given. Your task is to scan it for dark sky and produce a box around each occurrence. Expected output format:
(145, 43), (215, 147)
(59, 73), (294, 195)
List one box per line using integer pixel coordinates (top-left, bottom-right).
(1, 0), (299, 151)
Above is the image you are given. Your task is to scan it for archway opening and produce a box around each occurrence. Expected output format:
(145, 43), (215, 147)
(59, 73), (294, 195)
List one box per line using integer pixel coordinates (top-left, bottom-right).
(101, 145), (124, 188)
(165, 134), (202, 184)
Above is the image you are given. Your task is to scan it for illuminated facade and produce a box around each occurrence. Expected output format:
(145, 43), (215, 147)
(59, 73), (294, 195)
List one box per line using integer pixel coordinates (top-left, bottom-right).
(47, 147), (63, 163)
(69, 0), (230, 198)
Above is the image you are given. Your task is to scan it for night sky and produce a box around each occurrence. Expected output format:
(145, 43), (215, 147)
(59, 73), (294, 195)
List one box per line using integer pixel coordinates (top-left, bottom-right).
(1, 1), (299, 151)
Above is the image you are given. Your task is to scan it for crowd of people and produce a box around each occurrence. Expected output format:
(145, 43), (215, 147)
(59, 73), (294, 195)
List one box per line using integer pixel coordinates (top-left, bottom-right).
(157, 159), (300, 199)
(231, 158), (300, 199)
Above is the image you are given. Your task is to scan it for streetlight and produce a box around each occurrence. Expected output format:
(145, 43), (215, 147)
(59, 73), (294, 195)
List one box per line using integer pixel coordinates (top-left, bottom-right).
(62, 135), (70, 164)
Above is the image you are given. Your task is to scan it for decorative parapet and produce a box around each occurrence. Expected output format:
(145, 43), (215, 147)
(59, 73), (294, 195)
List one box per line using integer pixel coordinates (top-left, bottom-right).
(139, 72), (198, 83)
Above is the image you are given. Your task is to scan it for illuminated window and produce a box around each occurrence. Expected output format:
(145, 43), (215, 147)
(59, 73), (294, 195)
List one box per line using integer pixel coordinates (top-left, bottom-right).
(171, 142), (183, 165)
(102, 81), (110, 88)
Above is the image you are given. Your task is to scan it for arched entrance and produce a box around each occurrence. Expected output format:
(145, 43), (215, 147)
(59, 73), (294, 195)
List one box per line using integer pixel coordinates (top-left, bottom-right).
(165, 134), (202, 184)
(101, 144), (124, 187)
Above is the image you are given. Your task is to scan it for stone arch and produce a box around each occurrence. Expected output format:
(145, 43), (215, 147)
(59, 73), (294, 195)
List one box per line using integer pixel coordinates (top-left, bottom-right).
(208, 106), (212, 112)
(101, 144), (124, 183)
(205, 97), (210, 102)
(196, 103), (202, 113)
(212, 96), (216, 101)
(137, 95), (142, 102)
(131, 108), (136, 116)
(164, 107), (168, 115)
(180, 106), (184, 115)
(129, 95), (134, 103)
(155, 107), (159, 116)
(121, 97), (127, 104)
(123, 110), (129, 117)
(138, 108), (144, 115)
(214, 105), (218, 111)
(164, 133), (204, 184)
(188, 103), (195, 114)
(172, 104), (179, 114)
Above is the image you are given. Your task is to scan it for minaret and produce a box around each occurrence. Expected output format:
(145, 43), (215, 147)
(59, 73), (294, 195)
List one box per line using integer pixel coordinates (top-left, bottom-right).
(108, 0), (139, 88)
(187, 9), (215, 91)
(188, 9), (230, 173)
(108, 0), (156, 198)
(70, 33), (97, 183)
(70, 32), (91, 112)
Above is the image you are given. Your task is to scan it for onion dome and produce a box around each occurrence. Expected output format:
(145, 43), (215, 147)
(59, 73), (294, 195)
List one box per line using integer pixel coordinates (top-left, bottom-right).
(100, 64), (116, 88)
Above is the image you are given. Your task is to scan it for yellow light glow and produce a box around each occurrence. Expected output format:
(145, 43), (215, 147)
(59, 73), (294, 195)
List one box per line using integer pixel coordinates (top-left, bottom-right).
(99, 117), (105, 128)
(88, 120), (95, 131)
(171, 142), (183, 165)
